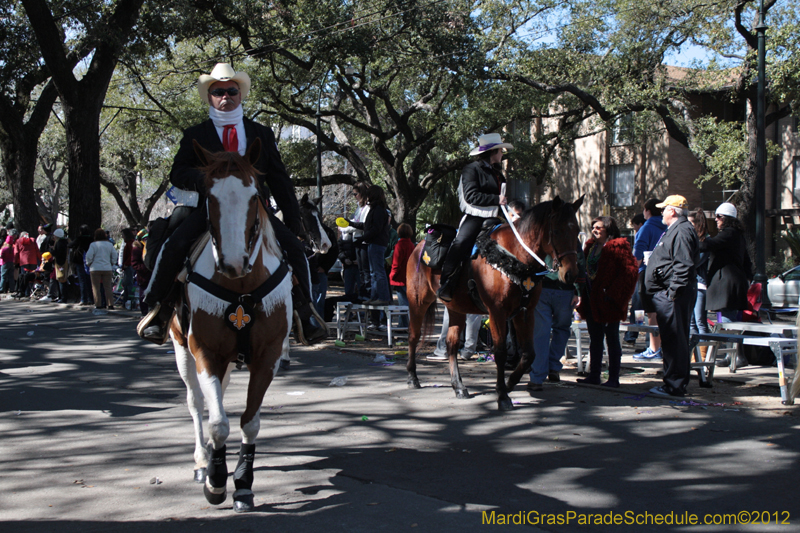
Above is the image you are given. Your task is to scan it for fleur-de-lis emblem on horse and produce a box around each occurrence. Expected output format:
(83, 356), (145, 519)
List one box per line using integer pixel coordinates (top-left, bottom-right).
(522, 277), (535, 292)
(228, 305), (252, 330)
(423, 251), (431, 265)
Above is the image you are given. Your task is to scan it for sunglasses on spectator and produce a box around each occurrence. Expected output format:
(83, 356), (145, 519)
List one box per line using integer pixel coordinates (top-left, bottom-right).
(592, 225), (606, 231)
(715, 215), (723, 219)
(209, 88), (240, 97)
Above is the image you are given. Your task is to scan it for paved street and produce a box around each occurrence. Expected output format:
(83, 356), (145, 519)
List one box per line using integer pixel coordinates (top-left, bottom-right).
(0, 299), (798, 532)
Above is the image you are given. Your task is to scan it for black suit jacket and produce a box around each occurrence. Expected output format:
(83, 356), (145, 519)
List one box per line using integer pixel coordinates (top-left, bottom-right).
(169, 117), (302, 235)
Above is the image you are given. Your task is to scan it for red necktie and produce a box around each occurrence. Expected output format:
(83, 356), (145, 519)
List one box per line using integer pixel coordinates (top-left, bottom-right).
(222, 124), (238, 152)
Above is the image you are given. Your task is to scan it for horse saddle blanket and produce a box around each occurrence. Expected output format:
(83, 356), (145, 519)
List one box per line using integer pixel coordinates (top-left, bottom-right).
(421, 224), (457, 269)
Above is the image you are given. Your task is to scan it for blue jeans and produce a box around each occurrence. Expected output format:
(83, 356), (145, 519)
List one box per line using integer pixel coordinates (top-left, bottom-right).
(394, 286), (409, 328)
(343, 265), (359, 298)
(690, 289), (710, 334)
(311, 273), (328, 328)
(434, 308), (483, 357)
(77, 265), (92, 303)
(529, 288), (573, 384)
(717, 309), (739, 323)
(0, 263), (12, 292)
(367, 244), (390, 302)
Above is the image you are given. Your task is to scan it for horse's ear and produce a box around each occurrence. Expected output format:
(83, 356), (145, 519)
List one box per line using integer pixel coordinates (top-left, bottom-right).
(572, 194), (585, 212)
(193, 139), (214, 166)
(301, 193), (309, 205)
(245, 137), (262, 166)
(313, 196), (322, 207)
(551, 196), (563, 210)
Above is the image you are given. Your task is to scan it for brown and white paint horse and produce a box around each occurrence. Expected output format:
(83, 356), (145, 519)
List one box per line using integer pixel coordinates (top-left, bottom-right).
(169, 139), (293, 513)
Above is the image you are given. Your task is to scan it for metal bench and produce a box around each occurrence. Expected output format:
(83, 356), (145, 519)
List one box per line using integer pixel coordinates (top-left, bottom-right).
(335, 301), (409, 347)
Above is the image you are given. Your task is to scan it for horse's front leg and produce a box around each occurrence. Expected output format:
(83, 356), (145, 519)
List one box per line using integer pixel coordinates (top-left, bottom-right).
(506, 309), (536, 392)
(172, 335), (209, 484)
(193, 351), (231, 506)
(488, 314), (511, 410)
(446, 311), (469, 399)
(406, 300), (431, 390)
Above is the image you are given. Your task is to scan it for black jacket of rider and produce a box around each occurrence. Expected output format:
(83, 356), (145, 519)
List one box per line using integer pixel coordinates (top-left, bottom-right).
(170, 117), (303, 236)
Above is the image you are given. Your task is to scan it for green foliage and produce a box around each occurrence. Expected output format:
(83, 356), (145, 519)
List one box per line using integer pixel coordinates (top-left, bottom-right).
(781, 229), (800, 265)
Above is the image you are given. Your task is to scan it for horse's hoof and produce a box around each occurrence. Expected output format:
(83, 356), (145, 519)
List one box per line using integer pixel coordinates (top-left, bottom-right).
(204, 482), (227, 505)
(233, 490), (255, 513)
(455, 389), (470, 399)
(498, 398), (514, 411)
(407, 378), (421, 389)
(194, 468), (207, 484)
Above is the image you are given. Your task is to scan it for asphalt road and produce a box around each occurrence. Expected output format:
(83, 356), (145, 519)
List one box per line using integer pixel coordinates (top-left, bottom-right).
(0, 299), (798, 532)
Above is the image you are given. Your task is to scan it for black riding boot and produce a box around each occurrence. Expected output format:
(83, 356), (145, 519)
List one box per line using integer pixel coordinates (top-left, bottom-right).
(138, 286), (179, 345)
(436, 265), (462, 303)
(292, 285), (327, 345)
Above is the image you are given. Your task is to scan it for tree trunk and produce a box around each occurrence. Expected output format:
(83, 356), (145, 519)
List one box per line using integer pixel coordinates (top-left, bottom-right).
(63, 102), (103, 237)
(1, 138), (41, 235)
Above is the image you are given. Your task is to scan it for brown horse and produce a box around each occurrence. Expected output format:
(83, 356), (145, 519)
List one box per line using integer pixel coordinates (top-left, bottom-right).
(169, 139), (294, 513)
(405, 196), (583, 411)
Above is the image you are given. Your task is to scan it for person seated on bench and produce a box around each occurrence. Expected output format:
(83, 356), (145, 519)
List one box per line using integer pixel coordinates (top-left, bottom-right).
(437, 133), (512, 302)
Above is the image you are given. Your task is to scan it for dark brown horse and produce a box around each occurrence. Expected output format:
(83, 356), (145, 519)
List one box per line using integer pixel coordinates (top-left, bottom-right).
(169, 139), (294, 512)
(405, 196), (583, 410)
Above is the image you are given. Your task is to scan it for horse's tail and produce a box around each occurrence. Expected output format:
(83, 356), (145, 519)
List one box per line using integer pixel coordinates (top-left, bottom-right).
(423, 302), (437, 344)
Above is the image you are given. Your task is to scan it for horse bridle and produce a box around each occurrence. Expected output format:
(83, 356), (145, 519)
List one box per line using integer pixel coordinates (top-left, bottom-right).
(546, 211), (577, 272)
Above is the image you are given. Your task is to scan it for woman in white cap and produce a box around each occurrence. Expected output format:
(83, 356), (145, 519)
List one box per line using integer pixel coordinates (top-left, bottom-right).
(139, 63), (326, 345)
(701, 202), (753, 367)
(437, 133), (512, 302)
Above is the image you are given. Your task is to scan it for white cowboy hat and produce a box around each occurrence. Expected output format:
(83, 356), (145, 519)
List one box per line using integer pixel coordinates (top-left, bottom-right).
(197, 63), (251, 104)
(469, 133), (514, 156)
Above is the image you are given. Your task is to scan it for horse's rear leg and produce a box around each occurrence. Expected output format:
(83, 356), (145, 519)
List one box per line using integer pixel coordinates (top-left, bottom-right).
(173, 336), (209, 484)
(407, 300), (434, 389)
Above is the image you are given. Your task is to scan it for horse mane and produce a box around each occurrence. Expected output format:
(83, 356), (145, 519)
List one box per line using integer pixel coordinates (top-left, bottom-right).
(515, 200), (554, 236)
(200, 151), (263, 190)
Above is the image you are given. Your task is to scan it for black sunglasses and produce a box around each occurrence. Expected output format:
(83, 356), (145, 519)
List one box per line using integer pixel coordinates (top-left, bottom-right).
(209, 87), (240, 97)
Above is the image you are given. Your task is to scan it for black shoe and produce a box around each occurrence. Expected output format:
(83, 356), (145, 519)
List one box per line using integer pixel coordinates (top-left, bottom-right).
(142, 324), (165, 342)
(527, 382), (543, 392)
(548, 371), (560, 383)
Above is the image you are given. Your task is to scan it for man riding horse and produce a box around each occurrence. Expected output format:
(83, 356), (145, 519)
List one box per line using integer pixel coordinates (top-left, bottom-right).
(437, 133), (514, 302)
(138, 63), (327, 345)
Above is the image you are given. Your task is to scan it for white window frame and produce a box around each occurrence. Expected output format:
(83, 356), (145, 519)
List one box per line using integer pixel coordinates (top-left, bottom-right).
(610, 164), (636, 207)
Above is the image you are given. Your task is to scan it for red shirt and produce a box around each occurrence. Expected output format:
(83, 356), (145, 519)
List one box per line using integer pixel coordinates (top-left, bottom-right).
(389, 238), (416, 287)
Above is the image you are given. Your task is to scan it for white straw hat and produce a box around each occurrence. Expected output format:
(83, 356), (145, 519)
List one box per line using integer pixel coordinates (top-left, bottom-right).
(197, 63), (251, 104)
(469, 133), (514, 156)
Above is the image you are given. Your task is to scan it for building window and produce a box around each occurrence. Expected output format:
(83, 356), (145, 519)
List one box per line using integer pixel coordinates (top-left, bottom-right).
(610, 164), (635, 207)
(610, 114), (634, 145)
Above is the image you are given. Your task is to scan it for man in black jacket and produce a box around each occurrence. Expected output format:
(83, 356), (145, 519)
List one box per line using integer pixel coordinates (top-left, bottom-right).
(644, 195), (699, 397)
(138, 63), (326, 345)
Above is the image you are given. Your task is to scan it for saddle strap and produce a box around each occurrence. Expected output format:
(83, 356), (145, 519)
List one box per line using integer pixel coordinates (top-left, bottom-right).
(186, 261), (290, 306)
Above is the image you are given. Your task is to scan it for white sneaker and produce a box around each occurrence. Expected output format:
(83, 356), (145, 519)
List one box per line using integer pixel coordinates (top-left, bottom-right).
(39, 296), (52, 302)
(427, 353), (448, 361)
(459, 351), (474, 361)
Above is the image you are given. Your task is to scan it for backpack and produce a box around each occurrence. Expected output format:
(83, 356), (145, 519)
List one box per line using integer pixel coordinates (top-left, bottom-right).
(421, 224), (457, 269)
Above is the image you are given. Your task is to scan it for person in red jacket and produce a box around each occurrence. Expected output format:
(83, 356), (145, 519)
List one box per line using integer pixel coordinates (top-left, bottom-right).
(576, 216), (638, 388)
(389, 223), (416, 328)
(13, 232), (41, 297)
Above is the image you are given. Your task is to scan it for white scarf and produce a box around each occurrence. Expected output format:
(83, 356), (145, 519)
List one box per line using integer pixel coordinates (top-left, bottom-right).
(208, 106), (245, 154)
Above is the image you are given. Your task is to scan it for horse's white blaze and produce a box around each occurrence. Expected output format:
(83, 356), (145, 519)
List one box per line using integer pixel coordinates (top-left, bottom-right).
(313, 211), (332, 253)
(209, 175), (259, 275)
